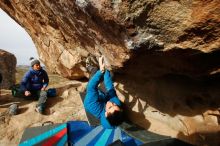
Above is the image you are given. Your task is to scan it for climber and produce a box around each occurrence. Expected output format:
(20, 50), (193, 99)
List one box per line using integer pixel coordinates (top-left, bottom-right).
(20, 57), (49, 114)
(84, 56), (124, 129)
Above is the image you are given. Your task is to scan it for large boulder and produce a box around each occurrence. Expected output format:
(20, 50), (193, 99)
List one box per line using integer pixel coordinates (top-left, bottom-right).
(0, 0), (219, 79)
(0, 1), (220, 145)
(0, 49), (16, 89)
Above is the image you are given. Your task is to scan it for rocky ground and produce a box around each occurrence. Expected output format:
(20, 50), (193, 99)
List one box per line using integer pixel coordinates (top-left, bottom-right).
(0, 66), (220, 146)
(0, 67), (87, 145)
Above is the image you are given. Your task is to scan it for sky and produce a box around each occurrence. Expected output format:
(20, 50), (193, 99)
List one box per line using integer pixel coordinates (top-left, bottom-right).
(0, 9), (38, 65)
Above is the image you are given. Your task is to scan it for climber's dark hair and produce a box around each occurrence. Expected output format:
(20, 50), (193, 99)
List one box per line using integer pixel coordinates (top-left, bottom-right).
(106, 110), (124, 126)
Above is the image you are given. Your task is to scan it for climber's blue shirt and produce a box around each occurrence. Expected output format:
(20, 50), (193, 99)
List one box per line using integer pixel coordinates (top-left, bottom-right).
(84, 70), (121, 129)
(20, 67), (49, 92)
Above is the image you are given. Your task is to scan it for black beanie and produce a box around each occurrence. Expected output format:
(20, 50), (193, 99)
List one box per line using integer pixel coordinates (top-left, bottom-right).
(30, 57), (40, 66)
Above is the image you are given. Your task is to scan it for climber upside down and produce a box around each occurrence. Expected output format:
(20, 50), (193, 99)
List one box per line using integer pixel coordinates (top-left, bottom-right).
(84, 56), (124, 129)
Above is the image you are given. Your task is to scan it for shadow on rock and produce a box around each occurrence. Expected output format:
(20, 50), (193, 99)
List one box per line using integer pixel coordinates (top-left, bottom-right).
(178, 130), (220, 146)
(44, 96), (67, 115)
(17, 107), (28, 114)
(115, 48), (220, 117)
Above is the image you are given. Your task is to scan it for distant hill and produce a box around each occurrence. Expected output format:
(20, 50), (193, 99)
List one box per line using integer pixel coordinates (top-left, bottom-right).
(17, 65), (29, 70)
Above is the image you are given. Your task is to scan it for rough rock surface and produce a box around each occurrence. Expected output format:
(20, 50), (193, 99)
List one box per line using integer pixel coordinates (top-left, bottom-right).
(0, 0), (219, 79)
(0, 0), (220, 146)
(115, 74), (220, 146)
(0, 49), (16, 89)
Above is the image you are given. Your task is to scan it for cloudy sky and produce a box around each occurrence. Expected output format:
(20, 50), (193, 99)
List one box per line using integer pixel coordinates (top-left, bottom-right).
(0, 9), (38, 65)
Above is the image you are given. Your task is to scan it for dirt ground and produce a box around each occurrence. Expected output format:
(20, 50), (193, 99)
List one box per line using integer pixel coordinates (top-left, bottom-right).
(0, 67), (220, 146)
(0, 80), (87, 145)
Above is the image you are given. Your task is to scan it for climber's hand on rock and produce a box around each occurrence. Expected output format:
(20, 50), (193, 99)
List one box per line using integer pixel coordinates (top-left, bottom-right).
(99, 56), (105, 73)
